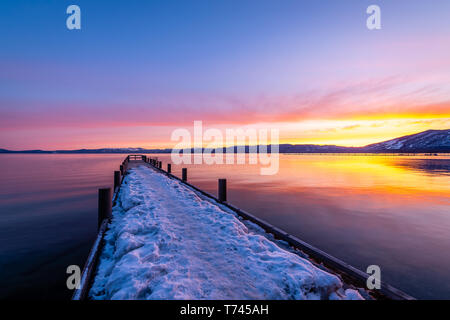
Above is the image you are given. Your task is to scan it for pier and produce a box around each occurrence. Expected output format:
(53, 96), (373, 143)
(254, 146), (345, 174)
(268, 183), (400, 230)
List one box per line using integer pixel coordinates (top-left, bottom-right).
(73, 155), (414, 300)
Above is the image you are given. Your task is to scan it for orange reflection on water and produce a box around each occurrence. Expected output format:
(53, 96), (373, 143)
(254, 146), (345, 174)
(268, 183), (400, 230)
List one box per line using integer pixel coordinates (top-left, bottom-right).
(277, 155), (450, 195)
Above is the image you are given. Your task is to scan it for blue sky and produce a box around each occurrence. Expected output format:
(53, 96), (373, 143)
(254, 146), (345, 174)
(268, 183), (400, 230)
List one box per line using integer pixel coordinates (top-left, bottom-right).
(1, 0), (449, 149)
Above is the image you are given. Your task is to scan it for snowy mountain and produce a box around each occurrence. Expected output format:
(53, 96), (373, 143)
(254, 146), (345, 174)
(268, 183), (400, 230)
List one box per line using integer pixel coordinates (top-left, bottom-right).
(364, 129), (450, 152)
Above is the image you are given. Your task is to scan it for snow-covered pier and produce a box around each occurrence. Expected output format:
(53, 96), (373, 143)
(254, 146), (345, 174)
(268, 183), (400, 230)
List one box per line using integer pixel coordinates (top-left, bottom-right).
(73, 156), (413, 300)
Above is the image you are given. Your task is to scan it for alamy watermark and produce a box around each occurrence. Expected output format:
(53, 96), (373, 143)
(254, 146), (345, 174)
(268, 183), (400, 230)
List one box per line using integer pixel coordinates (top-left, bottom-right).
(170, 121), (280, 175)
(367, 5), (382, 30)
(66, 265), (81, 290)
(66, 5), (81, 30)
(366, 265), (381, 290)
(66, 4), (381, 31)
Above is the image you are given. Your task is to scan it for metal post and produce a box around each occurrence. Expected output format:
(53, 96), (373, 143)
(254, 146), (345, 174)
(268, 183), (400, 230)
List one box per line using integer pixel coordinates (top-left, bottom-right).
(114, 171), (121, 190)
(218, 179), (227, 202)
(182, 168), (187, 181)
(167, 163), (171, 173)
(98, 188), (112, 230)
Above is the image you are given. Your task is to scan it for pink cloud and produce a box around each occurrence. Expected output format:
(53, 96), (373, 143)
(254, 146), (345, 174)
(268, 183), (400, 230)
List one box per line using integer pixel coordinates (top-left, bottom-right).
(1, 74), (449, 135)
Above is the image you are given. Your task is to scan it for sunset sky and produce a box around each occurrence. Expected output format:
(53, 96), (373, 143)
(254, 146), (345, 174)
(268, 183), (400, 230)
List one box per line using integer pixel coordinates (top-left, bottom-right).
(1, 0), (449, 150)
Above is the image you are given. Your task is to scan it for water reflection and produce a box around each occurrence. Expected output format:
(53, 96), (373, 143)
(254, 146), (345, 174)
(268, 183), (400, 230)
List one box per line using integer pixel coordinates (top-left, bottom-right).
(0, 154), (449, 299)
(391, 158), (450, 176)
(0, 154), (127, 299)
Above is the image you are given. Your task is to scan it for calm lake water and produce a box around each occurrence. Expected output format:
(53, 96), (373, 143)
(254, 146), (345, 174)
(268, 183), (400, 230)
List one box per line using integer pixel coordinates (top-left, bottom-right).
(0, 154), (449, 299)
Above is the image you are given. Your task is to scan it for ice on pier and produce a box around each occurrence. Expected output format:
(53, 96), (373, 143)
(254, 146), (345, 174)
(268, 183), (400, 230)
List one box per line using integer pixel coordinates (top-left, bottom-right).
(90, 165), (363, 300)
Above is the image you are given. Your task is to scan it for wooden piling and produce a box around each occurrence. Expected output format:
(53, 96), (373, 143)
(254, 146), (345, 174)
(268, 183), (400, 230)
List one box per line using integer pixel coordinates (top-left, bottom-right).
(167, 163), (171, 173)
(159, 161), (162, 169)
(114, 171), (121, 190)
(182, 168), (187, 181)
(98, 188), (112, 231)
(218, 179), (227, 202)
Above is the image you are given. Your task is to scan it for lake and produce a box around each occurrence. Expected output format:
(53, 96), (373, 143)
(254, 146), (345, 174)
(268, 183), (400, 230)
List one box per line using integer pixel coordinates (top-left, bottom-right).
(0, 154), (449, 299)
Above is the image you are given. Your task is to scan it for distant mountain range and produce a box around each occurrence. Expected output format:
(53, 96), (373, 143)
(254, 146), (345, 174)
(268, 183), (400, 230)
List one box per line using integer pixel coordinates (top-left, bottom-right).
(364, 129), (450, 152)
(1, 129), (449, 154)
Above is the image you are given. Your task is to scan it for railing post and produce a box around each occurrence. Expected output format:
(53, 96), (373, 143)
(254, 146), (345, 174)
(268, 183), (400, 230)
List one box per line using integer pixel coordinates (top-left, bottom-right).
(167, 163), (171, 173)
(182, 168), (187, 181)
(218, 179), (227, 202)
(114, 171), (121, 190)
(98, 188), (112, 231)
(120, 165), (124, 175)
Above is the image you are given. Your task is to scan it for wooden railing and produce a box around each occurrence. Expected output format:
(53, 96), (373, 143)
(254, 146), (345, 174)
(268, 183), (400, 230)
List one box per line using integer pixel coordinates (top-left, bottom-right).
(127, 154), (145, 161)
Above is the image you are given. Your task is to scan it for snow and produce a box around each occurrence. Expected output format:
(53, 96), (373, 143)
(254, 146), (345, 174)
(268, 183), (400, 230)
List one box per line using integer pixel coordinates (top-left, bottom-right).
(89, 165), (363, 300)
(384, 139), (403, 150)
(367, 129), (450, 151)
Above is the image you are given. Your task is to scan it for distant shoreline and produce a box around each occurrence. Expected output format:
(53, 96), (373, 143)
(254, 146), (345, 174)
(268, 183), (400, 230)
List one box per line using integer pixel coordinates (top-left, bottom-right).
(2, 129), (449, 154)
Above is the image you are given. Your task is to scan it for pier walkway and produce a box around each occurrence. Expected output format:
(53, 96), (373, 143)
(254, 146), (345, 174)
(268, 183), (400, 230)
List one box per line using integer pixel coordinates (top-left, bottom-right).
(74, 156), (414, 300)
